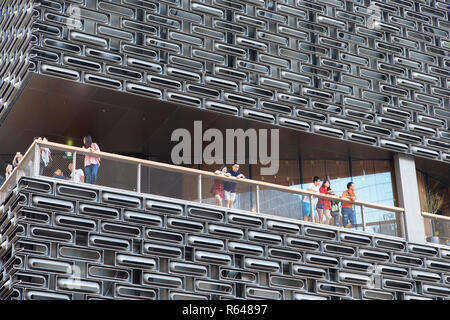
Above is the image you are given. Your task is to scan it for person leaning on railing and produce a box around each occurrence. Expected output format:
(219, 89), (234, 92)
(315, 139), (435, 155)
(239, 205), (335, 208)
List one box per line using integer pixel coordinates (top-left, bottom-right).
(211, 165), (230, 207)
(12, 152), (23, 169)
(341, 182), (357, 229)
(317, 179), (334, 225)
(82, 136), (101, 185)
(5, 164), (13, 179)
(302, 176), (321, 222)
(223, 163), (245, 209)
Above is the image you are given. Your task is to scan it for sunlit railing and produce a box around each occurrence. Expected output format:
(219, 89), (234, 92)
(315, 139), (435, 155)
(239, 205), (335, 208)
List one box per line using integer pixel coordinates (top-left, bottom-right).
(0, 140), (407, 239)
(422, 212), (450, 246)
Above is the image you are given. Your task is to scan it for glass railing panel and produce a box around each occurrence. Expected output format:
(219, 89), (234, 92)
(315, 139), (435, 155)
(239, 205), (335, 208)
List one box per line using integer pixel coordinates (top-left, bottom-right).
(0, 148), (35, 204)
(201, 175), (256, 211)
(424, 215), (450, 246)
(357, 206), (404, 238)
(39, 147), (139, 192)
(310, 197), (363, 230)
(141, 165), (199, 202)
(259, 186), (302, 220)
(1, 141), (409, 241)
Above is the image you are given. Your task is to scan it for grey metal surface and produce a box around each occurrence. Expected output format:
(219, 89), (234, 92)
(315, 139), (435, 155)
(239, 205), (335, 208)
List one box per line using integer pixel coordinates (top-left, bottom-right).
(394, 153), (426, 243)
(0, 176), (449, 300)
(0, 0), (449, 163)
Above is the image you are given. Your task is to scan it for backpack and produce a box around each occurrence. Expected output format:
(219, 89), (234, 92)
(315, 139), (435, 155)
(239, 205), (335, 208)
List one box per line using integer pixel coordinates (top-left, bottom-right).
(330, 200), (340, 213)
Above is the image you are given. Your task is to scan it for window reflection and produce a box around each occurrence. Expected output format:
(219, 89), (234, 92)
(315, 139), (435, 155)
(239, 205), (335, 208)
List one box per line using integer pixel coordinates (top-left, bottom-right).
(416, 169), (450, 243)
(197, 158), (399, 237)
(252, 160), (301, 219)
(352, 160), (398, 236)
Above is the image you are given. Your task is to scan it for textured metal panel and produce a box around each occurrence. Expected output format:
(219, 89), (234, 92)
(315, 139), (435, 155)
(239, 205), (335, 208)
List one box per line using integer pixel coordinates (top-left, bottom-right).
(1, 177), (450, 300)
(8, 0), (449, 163)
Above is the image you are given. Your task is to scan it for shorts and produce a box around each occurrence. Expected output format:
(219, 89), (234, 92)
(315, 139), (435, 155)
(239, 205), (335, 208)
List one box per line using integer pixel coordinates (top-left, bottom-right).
(317, 203), (325, 210)
(302, 202), (311, 217)
(342, 207), (356, 226)
(224, 191), (236, 202)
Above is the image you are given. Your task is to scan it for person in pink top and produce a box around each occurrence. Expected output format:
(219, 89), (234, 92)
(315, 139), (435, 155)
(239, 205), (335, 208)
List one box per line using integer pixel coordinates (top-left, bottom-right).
(82, 136), (100, 184)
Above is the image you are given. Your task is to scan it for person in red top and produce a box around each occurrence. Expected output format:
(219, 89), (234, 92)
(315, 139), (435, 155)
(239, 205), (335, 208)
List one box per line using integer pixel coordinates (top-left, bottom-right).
(212, 165), (229, 206)
(316, 179), (334, 225)
(341, 182), (357, 228)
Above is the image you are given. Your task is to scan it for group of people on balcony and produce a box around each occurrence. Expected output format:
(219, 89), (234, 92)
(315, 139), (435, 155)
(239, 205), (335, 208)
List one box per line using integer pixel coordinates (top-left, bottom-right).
(4, 136), (101, 185)
(50, 136), (101, 184)
(303, 176), (357, 228)
(5, 136), (357, 230)
(50, 136), (101, 185)
(211, 168), (357, 229)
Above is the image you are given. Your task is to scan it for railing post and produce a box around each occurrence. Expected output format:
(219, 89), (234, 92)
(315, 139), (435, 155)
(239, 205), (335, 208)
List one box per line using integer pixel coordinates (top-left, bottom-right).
(198, 174), (202, 203)
(137, 163), (141, 193)
(402, 211), (408, 241)
(71, 152), (77, 182)
(310, 197), (315, 223)
(33, 143), (40, 177)
(256, 185), (260, 213)
(361, 205), (366, 232)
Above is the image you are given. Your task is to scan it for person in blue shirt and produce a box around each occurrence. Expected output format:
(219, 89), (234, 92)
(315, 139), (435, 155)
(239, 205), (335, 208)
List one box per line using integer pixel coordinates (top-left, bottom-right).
(223, 163), (245, 208)
(52, 169), (66, 180)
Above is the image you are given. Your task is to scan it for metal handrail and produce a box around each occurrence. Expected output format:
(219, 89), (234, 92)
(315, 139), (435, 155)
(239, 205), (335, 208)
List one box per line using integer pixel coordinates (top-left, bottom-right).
(0, 140), (406, 215)
(422, 212), (450, 222)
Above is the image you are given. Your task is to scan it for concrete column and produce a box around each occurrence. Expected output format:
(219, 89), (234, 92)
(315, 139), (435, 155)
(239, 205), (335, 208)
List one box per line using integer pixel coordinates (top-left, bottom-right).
(393, 153), (426, 243)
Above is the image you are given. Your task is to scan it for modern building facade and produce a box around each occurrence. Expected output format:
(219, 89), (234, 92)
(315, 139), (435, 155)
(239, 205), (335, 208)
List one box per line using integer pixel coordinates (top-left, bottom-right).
(0, 0), (449, 300)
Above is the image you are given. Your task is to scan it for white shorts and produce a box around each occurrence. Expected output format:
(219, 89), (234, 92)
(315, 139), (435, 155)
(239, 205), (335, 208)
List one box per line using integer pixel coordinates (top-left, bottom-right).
(224, 191), (236, 201)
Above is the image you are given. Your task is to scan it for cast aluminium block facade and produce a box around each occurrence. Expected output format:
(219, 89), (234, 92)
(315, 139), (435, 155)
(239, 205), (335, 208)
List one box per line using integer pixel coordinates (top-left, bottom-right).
(1, 177), (449, 300)
(1, 0), (450, 162)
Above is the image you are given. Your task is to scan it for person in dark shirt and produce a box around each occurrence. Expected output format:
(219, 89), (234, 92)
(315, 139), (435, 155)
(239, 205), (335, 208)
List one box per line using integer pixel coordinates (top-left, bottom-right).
(223, 163), (245, 208)
(53, 169), (66, 180)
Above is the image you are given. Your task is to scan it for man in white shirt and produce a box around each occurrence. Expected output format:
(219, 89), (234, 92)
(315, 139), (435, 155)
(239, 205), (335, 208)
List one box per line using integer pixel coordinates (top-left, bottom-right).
(68, 163), (85, 183)
(302, 176), (321, 222)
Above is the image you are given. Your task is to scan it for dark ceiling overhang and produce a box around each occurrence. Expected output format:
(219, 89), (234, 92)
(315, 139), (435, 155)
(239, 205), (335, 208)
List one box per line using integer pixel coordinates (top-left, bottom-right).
(0, 73), (448, 184)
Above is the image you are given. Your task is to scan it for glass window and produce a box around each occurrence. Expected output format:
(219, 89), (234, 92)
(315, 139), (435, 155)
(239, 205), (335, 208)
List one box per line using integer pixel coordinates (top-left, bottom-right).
(301, 159), (326, 187)
(351, 160), (398, 234)
(324, 160), (351, 197)
(416, 170), (429, 213)
(251, 159), (300, 186)
(251, 160), (302, 219)
(301, 159), (350, 195)
(417, 170), (450, 217)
